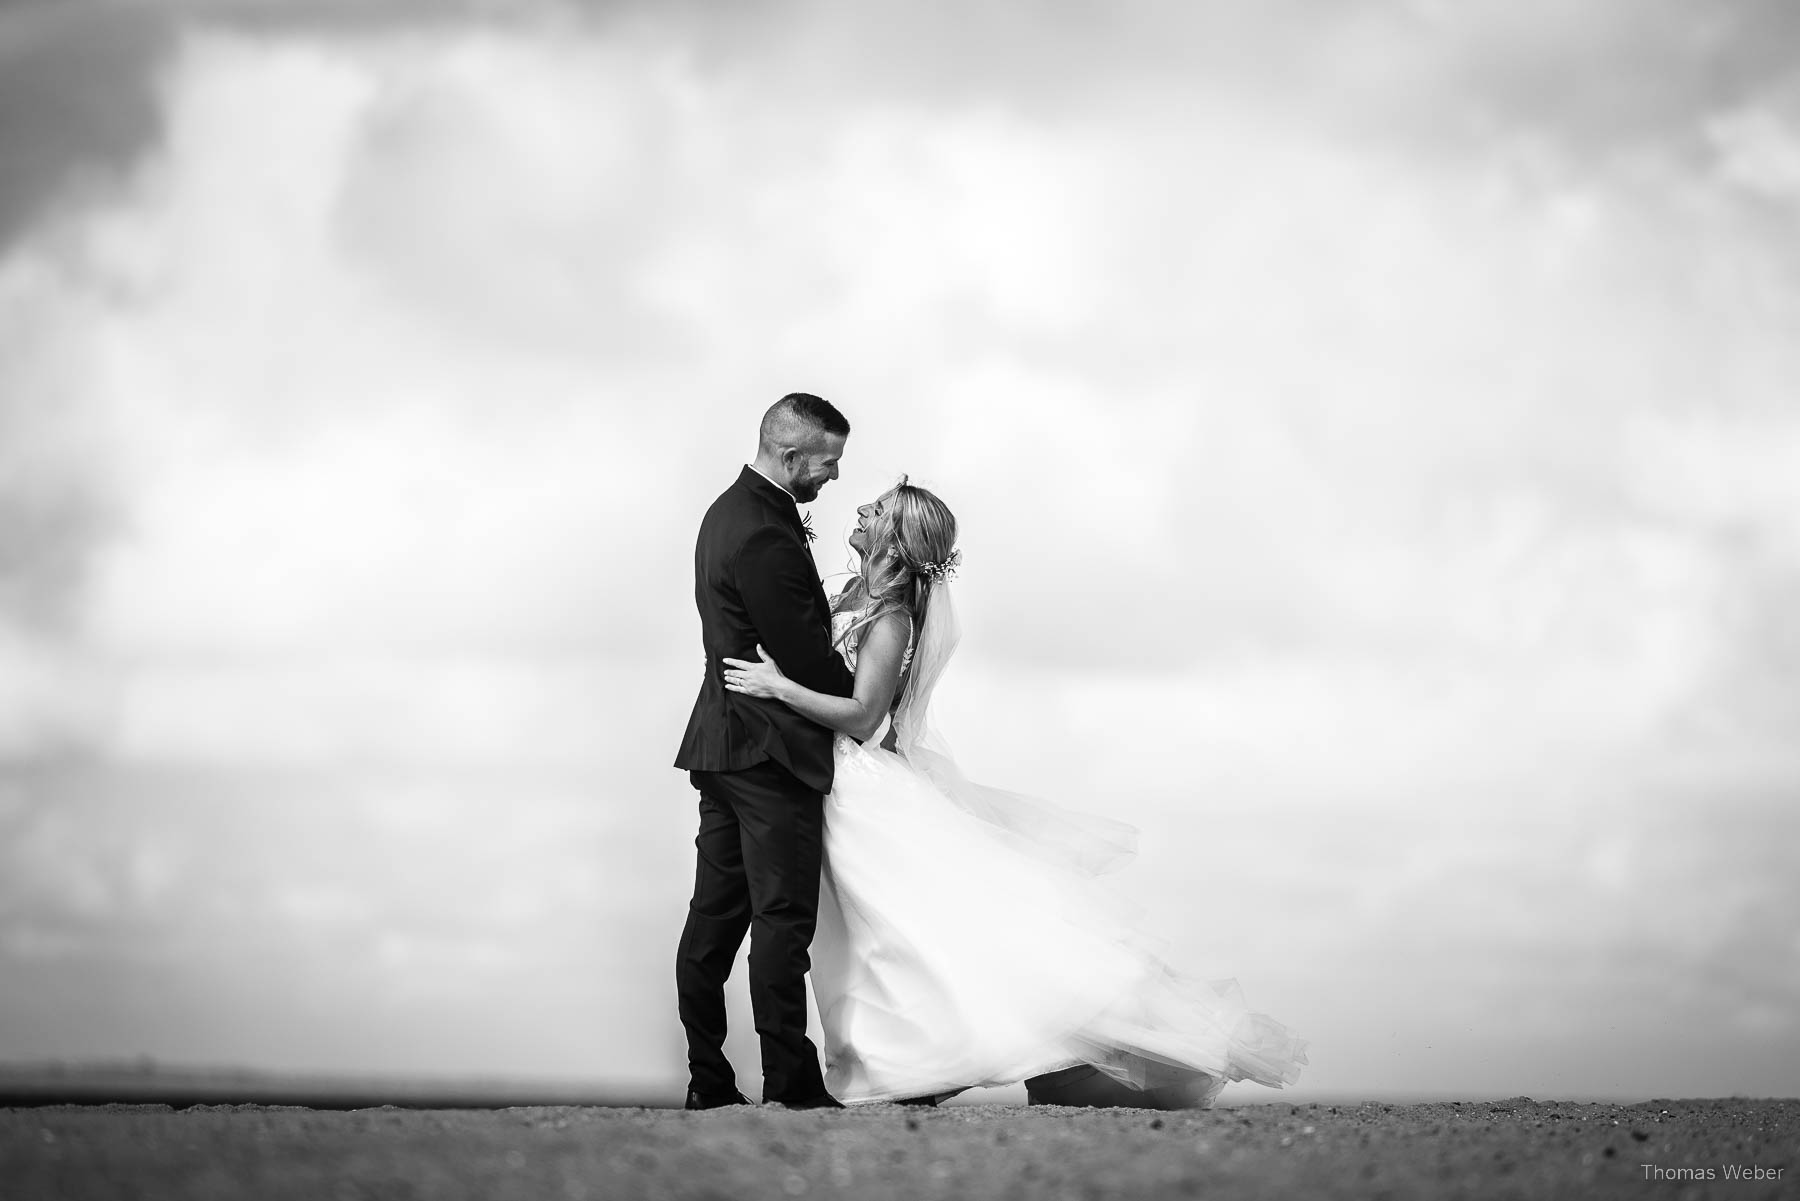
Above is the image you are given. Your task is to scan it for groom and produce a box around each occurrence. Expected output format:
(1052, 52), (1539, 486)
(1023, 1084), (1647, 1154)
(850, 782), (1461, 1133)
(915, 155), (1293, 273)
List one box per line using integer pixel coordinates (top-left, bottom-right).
(673, 393), (856, 1110)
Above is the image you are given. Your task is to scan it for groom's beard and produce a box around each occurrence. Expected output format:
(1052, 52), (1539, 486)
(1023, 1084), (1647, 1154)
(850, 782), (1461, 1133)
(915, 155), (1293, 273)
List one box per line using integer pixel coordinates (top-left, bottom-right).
(791, 478), (823, 503)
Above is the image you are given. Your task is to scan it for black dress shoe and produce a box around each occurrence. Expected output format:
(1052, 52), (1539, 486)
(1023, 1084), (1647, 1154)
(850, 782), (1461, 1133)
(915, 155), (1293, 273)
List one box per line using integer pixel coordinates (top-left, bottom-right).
(685, 1087), (751, 1110)
(774, 1093), (845, 1110)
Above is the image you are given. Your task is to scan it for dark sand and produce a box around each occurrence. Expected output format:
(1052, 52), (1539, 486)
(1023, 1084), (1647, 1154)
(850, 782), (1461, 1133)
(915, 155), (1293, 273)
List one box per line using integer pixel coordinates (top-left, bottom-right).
(4, 1098), (1793, 1200)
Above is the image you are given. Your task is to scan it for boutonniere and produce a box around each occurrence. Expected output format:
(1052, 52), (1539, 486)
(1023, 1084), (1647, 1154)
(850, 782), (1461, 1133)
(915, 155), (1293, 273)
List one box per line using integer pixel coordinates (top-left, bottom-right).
(800, 512), (817, 543)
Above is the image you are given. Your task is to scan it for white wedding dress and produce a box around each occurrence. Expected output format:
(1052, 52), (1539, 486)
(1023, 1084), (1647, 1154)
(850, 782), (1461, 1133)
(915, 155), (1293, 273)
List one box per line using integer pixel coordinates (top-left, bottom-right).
(810, 592), (1308, 1106)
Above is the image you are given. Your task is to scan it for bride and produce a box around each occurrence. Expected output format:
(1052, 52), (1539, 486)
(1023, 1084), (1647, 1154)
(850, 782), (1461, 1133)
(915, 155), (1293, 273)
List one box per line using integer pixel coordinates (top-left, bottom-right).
(721, 477), (1307, 1108)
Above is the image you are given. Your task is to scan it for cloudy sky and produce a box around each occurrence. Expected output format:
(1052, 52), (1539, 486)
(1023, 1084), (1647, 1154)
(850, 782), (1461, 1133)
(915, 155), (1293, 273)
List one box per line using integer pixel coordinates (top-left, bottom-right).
(2, 0), (1797, 1102)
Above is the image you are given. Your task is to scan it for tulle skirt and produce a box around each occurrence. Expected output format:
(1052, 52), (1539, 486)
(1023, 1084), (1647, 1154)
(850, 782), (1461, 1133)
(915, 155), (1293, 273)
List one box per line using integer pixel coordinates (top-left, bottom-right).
(812, 734), (1308, 1106)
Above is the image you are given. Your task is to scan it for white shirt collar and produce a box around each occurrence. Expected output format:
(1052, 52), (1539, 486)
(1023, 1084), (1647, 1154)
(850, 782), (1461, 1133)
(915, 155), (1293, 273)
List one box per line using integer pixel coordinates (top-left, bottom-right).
(747, 462), (798, 503)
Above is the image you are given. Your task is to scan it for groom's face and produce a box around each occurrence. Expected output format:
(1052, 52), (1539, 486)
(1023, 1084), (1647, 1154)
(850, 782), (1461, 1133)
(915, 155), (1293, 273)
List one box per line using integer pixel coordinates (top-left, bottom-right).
(785, 433), (847, 503)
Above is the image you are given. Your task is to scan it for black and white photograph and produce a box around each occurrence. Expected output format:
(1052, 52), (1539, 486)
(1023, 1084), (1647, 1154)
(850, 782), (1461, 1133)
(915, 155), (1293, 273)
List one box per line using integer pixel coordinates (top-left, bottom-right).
(2, 1), (1796, 1197)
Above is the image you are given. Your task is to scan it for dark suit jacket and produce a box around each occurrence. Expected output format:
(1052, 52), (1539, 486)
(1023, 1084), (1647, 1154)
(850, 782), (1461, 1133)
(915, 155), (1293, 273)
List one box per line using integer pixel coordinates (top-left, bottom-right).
(674, 467), (857, 794)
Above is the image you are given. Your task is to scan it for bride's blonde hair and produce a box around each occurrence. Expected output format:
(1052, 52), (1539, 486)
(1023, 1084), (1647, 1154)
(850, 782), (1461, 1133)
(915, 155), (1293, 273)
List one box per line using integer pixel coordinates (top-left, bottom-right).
(835, 475), (958, 652)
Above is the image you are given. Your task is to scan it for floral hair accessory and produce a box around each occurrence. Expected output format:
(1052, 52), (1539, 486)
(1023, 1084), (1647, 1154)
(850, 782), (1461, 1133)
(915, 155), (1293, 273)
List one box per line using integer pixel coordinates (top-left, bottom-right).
(919, 548), (961, 584)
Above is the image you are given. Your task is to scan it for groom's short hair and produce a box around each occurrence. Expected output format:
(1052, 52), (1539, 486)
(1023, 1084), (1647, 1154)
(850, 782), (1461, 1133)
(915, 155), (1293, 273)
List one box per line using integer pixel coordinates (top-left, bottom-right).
(760, 392), (850, 452)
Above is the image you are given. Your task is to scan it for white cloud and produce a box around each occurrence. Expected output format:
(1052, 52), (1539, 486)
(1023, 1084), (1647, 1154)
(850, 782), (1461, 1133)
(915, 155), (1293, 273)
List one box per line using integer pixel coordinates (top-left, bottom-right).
(2, 5), (1798, 1097)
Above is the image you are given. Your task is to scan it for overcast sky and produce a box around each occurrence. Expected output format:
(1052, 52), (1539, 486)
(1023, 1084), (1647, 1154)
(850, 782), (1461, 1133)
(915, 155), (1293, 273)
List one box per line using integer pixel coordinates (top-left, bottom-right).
(2, 0), (1797, 1102)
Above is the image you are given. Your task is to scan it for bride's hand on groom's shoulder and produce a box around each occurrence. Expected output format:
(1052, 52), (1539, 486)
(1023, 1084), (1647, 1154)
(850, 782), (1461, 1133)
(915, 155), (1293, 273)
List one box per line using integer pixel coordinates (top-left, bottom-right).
(722, 644), (790, 700)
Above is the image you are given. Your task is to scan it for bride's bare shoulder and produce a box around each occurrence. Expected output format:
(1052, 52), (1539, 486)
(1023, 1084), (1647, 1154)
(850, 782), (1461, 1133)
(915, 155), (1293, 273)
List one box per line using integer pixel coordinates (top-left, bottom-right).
(856, 606), (911, 664)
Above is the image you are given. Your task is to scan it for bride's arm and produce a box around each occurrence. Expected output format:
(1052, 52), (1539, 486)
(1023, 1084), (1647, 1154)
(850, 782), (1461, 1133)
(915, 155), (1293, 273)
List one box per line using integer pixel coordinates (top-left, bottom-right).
(723, 610), (908, 743)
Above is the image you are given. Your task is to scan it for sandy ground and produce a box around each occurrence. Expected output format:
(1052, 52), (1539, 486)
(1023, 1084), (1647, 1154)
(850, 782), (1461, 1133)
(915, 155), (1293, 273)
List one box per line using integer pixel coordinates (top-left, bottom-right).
(3, 1098), (1794, 1201)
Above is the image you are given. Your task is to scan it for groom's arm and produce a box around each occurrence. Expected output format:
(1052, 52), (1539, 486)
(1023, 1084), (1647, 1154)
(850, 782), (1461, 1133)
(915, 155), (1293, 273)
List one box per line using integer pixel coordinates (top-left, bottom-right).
(735, 526), (855, 699)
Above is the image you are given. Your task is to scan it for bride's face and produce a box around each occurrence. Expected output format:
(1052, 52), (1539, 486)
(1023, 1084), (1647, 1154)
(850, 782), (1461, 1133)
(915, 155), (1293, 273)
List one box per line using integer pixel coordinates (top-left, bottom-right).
(849, 497), (885, 556)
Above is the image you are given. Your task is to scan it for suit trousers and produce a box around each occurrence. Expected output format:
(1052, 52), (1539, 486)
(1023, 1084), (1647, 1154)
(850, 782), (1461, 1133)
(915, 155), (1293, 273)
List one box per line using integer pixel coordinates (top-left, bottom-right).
(675, 759), (829, 1102)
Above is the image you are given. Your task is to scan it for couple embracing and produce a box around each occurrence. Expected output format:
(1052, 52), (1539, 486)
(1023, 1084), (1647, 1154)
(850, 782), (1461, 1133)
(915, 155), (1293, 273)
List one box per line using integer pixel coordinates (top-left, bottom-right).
(674, 394), (1307, 1111)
